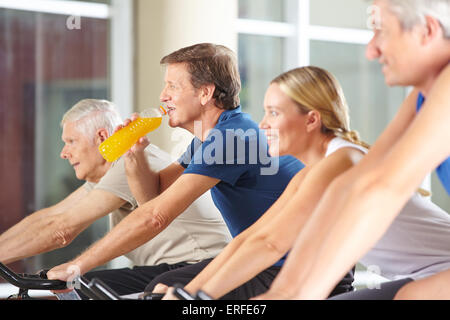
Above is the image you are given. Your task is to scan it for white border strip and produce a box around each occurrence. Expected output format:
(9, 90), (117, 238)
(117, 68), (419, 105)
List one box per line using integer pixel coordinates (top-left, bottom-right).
(236, 19), (296, 37)
(353, 271), (390, 288)
(110, 0), (134, 119)
(298, 0), (310, 67)
(0, 0), (110, 19)
(0, 283), (53, 299)
(308, 25), (373, 45)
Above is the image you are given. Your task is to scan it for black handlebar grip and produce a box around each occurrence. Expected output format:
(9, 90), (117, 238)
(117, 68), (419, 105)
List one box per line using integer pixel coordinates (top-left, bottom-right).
(38, 269), (50, 279)
(0, 262), (67, 290)
(142, 292), (165, 300)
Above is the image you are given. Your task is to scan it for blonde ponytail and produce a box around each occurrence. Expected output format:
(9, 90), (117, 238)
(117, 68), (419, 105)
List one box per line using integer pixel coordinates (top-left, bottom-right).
(338, 129), (371, 150)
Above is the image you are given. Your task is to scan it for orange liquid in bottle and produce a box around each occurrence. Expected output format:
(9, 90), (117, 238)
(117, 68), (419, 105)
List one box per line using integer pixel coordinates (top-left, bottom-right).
(99, 117), (162, 162)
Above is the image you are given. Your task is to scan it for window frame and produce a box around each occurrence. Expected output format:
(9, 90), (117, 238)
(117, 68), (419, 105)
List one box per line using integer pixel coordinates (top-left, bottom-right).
(0, 0), (134, 277)
(0, 0), (133, 119)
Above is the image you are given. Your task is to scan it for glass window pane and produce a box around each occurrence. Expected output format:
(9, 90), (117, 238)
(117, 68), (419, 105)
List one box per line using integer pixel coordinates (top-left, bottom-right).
(310, 0), (370, 29)
(239, 0), (287, 22)
(431, 172), (450, 213)
(0, 8), (110, 272)
(63, 0), (110, 4)
(310, 40), (407, 145)
(238, 34), (285, 123)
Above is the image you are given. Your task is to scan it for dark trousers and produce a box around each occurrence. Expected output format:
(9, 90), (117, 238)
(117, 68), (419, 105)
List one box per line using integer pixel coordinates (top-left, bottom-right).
(76, 261), (192, 299)
(329, 277), (414, 300)
(145, 258), (355, 300)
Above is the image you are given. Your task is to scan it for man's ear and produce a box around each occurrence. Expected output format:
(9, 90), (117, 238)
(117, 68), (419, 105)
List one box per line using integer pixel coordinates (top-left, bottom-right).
(421, 15), (443, 45)
(200, 84), (216, 106)
(96, 128), (109, 144)
(305, 110), (322, 133)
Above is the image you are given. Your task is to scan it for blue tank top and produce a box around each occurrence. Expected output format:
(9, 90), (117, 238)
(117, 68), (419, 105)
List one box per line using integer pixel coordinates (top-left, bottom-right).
(417, 93), (450, 195)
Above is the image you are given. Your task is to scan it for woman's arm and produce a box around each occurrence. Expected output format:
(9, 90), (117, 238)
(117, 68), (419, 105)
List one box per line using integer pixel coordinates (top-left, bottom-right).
(260, 66), (450, 300)
(185, 148), (365, 299)
(180, 167), (310, 295)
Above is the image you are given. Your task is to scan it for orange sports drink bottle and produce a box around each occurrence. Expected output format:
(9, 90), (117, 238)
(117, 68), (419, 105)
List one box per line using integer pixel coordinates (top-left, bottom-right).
(99, 106), (167, 162)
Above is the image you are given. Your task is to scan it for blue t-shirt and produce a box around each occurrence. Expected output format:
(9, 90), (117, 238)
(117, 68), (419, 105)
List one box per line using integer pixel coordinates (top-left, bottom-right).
(178, 107), (304, 266)
(417, 93), (450, 195)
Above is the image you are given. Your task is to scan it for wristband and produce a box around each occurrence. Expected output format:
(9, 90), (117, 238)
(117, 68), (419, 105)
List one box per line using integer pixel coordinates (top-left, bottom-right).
(172, 284), (195, 300)
(195, 290), (213, 300)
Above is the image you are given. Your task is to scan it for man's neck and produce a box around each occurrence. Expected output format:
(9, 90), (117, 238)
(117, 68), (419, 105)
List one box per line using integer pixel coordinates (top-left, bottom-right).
(192, 106), (226, 141)
(417, 71), (443, 97)
(87, 161), (112, 184)
(418, 46), (450, 96)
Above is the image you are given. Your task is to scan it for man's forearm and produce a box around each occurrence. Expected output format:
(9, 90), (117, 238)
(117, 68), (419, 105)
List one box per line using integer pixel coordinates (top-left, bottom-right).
(73, 203), (167, 274)
(0, 212), (69, 264)
(50, 174), (217, 280)
(269, 174), (408, 300)
(298, 183), (411, 299)
(0, 207), (51, 243)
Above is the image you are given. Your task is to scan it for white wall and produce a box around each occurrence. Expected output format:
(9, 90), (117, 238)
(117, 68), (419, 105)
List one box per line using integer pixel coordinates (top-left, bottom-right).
(136, 0), (238, 157)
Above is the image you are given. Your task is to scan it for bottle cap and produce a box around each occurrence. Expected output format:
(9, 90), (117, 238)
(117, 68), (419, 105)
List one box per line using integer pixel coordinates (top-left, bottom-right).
(140, 106), (167, 118)
(159, 105), (168, 115)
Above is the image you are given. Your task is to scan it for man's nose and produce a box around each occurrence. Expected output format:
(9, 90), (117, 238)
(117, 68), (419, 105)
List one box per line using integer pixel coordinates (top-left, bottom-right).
(366, 35), (381, 60)
(160, 87), (169, 102)
(60, 146), (69, 159)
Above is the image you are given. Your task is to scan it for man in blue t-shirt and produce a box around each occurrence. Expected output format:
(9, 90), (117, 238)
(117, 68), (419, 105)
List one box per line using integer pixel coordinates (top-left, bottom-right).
(47, 43), (303, 299)
(178, 107), (302, 239)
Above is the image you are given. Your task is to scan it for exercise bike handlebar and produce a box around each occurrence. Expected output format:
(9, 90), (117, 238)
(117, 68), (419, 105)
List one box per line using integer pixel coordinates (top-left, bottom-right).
(0, 262), (67, 291)
(1, 262), (164, 300)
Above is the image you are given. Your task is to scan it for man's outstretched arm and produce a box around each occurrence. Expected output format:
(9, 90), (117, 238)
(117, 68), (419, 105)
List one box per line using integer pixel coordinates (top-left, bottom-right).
(0, 187), (126, 264)
(47, 173), (220, 280)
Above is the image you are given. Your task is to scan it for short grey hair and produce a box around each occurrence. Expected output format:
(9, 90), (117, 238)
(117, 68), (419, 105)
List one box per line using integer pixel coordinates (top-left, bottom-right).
(386, 0), (450, 38)
(61, 99), (123, 141)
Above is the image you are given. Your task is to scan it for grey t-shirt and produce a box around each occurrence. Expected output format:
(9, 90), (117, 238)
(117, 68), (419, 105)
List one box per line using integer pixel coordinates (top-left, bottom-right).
(327, 137), (450, 280)
(84, 144), (231, 266)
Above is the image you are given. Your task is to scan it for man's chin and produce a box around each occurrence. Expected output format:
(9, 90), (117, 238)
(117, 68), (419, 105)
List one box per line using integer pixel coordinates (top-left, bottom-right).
(384, 77), (396, 87)
(168, 118), (178, 128)
(74, 171), (85, 181)
(169, 118), (186, 130)
(383, 72), (403, 87)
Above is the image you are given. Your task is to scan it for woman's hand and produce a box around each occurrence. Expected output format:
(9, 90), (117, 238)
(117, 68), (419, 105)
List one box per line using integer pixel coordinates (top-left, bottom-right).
(151, 283), (181, 300)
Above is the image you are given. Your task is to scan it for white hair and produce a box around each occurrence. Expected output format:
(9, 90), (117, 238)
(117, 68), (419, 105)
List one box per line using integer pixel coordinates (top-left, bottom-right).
(386, 0), (450, 38)
(61, 99), (123, 141)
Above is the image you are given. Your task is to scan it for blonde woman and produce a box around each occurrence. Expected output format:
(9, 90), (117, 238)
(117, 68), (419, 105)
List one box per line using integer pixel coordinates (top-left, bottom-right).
(158, 66), (450, 300)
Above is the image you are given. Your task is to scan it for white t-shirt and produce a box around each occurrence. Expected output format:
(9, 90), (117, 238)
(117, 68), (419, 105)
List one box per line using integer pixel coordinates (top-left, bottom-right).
(84, 144), (232, 266)
(326, 137), (450, 280)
